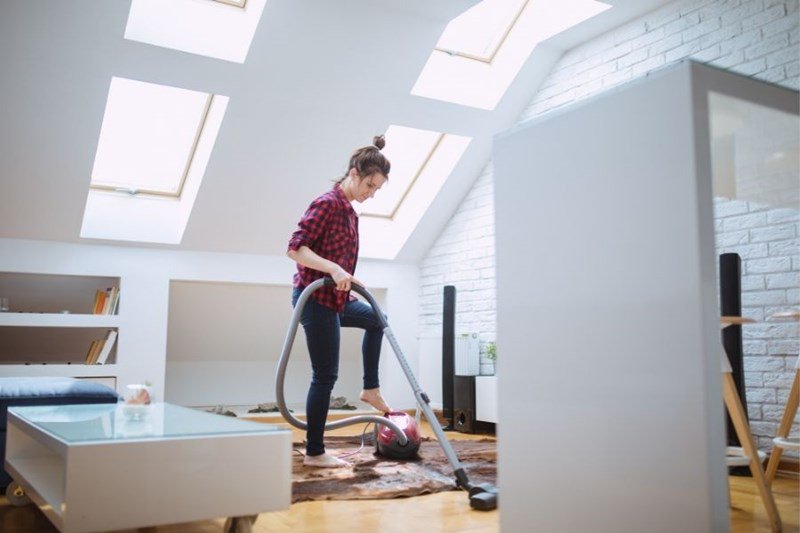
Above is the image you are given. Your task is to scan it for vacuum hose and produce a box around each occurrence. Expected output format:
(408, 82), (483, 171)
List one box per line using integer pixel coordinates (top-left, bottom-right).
(276, 278), (498, 511)
(275, 278), (408, 445)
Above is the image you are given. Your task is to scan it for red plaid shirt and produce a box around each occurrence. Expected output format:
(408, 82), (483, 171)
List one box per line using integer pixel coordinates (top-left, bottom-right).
(288, 185), (359, 312)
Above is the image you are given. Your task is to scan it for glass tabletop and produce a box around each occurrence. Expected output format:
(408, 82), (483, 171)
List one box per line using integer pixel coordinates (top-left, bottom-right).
(8, 402), (286, 443)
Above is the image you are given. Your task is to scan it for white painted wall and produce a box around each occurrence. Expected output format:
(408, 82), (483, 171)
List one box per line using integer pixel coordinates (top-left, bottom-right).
(166, 281), (387, 408)
(0, 238), (419, 410)
(494, 63), (727, 532)
(419, 0), (800, 448)
(417, 335), (444, 409)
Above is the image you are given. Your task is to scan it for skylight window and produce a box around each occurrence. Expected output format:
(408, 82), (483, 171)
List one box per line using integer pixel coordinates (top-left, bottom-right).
(90, 78), (213, 197)
(81, 77), (229, 245)
(125, 0), (268, 64)
(356, 125), (471, 260)
(358, 127), (444, 219)
(412, 0), (610, 110)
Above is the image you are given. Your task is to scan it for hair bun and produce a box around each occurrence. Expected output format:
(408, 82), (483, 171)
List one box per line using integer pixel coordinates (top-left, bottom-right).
(372, 135), (386, 151)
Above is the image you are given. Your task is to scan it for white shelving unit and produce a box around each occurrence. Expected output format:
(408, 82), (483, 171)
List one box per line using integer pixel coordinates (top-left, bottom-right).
(0, 313), (119, 328)
(0, 272), (121, 388)
(0, 363), (118, 382)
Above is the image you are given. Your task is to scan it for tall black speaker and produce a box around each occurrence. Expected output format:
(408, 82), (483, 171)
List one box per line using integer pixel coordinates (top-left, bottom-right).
(453, 375), (476, 434)
(442, 286), (456, 429)
(720, 253), (747, 451)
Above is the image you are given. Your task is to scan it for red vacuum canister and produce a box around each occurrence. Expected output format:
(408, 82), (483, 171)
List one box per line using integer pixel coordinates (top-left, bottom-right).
(375, 411), (422, 459)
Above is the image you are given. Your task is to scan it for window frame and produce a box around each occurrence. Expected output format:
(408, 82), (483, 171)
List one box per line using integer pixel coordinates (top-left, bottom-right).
(212, 0), (247, 8)
(433, 0), (529, 64)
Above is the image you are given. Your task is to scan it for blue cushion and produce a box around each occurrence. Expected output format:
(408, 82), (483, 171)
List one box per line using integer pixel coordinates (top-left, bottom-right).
(0, 377), (120, 489)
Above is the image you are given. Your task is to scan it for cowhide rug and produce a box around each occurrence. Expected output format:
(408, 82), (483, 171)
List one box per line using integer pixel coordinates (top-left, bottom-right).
(291, 435), (496, 503)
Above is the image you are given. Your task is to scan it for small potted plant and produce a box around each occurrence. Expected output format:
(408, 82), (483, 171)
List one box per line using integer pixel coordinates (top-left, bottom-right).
(480, 342), (496, 375)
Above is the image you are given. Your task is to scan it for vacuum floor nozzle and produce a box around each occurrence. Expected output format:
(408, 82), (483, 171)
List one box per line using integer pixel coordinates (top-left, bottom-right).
(470, 491), (498, 511)
(468, 482), (498, 511)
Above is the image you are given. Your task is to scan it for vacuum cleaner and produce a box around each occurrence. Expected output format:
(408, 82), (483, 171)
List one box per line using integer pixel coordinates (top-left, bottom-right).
(375, 410), (422, 459)
(275, 278), (498, 511)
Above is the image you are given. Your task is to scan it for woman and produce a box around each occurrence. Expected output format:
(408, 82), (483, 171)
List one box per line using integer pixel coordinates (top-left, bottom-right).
(287, 135), (392, 468)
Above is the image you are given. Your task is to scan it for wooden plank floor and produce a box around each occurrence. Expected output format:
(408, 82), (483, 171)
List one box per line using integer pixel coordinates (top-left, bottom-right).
(1, 418), (797, 532)
(729, 474), (800, 533)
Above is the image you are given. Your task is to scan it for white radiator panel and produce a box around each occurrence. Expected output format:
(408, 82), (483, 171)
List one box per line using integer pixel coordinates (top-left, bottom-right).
(454, 333), (479, 376)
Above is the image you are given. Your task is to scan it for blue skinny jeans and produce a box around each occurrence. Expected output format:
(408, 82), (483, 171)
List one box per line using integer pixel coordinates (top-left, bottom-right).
(291, 287), (385, 456)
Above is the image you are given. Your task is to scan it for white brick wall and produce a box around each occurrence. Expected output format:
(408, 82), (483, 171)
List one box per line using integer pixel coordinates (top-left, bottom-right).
(715, 199), (799, 450)
(419, 0), (799, 448)
(523, 0), (799, 120)
(419, 163), (497, 340)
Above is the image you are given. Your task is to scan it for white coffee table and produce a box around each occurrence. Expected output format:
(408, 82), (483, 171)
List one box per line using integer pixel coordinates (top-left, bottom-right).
(5, 402), (291, 532)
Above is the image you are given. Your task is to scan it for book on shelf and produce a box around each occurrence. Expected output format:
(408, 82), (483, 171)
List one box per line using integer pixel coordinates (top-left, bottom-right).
(95, 330), (117, 365)
(107, 286), (120, 314)
(92, 287), (120, 315)
(85, 339), (103, 364)
(91, 290), (105, 314)
(85, 330), (117, 365)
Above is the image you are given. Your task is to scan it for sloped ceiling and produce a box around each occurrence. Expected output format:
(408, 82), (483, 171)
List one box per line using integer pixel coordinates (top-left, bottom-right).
(0, 0), (671, 262)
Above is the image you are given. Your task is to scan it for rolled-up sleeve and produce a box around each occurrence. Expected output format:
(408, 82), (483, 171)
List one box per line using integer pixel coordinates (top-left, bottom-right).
(288, 196), (333, 252)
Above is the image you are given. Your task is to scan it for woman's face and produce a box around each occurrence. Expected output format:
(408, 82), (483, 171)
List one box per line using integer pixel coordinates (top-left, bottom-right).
(351, 172), (387, 203)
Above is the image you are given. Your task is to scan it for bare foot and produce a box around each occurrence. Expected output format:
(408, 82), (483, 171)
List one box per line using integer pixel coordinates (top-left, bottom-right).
(360, 388), (391, 413)
(303, 453), (351, 468)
